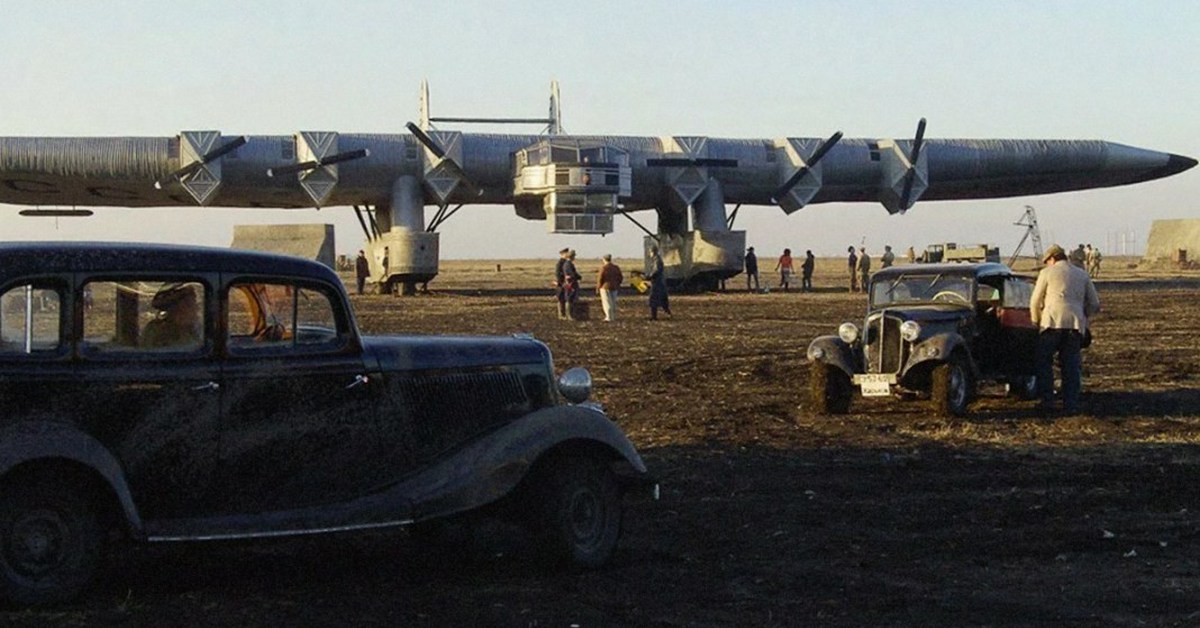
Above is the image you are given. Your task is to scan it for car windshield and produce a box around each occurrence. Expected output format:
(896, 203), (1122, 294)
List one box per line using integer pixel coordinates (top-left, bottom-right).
(870, 272), (975, 307)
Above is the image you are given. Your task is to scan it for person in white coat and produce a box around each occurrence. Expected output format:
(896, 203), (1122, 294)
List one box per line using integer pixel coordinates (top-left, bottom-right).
(1030, 243), (1101, 414)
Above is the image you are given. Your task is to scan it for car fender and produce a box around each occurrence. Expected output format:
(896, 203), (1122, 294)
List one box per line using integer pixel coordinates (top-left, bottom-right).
(0, 421), (144, 538)
(807, 335), (857, 376)
(395, 405), (647, 521)
(904, 332), (976, 377)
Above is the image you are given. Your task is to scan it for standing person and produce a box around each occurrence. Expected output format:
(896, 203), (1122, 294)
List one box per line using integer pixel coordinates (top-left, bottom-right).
(1089, 247), (1102, 277)
(381, 246), (391, 295)
(906, 246), (916, 264)
(880, 245), (896, 268)
(847, 246), (859, 292)
(1070, 244), (1087, 268)
(856, 247), (871, 294)
(554, 247), (571, 319)
(775, 248), (794, 292)
(1030, 244), (1101, 415)
(354, 250), (370, 295)
(647, 245), (672, 320)
(596, 253), (623, 322)
(744, 246), (760, 292)
(801, 250), (815, 292)
(563, 250), (582, 320)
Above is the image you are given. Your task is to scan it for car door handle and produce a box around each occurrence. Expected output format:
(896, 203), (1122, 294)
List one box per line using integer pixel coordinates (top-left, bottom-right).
(346, 374), (369, 390)
(192, 381), (220, 392)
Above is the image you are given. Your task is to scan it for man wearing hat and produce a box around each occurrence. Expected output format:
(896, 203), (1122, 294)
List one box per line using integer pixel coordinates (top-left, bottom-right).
(744, 246), (759, 292)
(553, 247), (571, 319)
(596, 253), (623, 322)
(142, 284), (202, 349)
(1030, 243), (1101, 414)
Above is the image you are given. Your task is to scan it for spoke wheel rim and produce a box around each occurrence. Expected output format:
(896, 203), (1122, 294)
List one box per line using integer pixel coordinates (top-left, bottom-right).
(6, 508), (70, 579)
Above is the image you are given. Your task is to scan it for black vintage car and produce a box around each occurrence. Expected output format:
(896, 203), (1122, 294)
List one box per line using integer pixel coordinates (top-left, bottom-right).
(807, 262), (1039, 417)
(0, 242), (654, 606)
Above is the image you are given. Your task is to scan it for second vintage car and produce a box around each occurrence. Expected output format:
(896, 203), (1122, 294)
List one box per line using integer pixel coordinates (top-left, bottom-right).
(0, 242), (655, 606)
(807, 262), (1039, 417)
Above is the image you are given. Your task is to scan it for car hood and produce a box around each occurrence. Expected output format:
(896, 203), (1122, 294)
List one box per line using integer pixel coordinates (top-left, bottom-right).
(362, 335), (552, 371)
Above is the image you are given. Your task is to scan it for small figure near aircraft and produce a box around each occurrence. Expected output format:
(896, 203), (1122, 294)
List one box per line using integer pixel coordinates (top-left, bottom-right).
(0, 82), (1194, 292)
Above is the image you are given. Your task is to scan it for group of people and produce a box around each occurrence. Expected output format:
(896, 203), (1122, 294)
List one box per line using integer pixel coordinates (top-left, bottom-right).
(553, 247), (670, 322)
(846, 244), (896, 293)
(1070, 243), (1103, 277)
(743, 247), (815, 292)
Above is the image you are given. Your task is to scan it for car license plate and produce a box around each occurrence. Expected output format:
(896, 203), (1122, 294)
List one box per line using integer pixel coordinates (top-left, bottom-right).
(857, 374), (894, 397)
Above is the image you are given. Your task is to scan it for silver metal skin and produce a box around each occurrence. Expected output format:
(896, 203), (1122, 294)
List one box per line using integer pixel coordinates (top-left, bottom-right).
(0, 85), (1194, 288)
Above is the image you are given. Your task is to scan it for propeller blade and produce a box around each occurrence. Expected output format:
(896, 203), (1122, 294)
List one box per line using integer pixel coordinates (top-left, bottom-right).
(318, 148), (370, 166)
(267, 160), (318, 178)
(266, 149), (370, 178)
(899, 118), (927, 210)
(405, 122), (447, 159)
(772, 131), (843, 202)
(155, 135), (248, 189)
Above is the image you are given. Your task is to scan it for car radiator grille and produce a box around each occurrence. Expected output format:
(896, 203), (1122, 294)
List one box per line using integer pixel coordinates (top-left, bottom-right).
(865, 314), (907, 374)
(398, 370), (531, 459)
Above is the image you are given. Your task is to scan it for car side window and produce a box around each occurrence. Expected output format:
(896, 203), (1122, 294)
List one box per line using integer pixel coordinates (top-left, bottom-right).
(0, 284), (61, 354)
(81, 280), (207, 354)
(227, 281), (341, 353)
(1002, 278), (1034, 308)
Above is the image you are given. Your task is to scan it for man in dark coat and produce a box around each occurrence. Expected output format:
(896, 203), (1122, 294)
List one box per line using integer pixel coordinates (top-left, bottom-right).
(744, 246), (759, 292)
(354, 250), (370, 295)
(847, 246), (859, 292)
(801, 250), (815, 292)
(554, 247), (571, 319)
(647, 245), (671, 320)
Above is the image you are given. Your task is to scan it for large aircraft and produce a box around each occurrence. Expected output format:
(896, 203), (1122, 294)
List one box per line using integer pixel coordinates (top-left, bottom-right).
(0, 82), (1194, 291)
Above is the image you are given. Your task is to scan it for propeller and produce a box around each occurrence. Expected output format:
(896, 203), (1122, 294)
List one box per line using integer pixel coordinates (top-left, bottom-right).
(267, 148), (370, 178)
(771, 130), (843, 202)
(155, 136), (247, 189)
(405, 121), (482, 197)
(898, 118), (927, 211)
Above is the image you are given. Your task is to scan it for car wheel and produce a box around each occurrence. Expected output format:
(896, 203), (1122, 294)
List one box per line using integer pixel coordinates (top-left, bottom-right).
(809, 361), (852, 415)
(0, 479), (103, 607)
(931, 358), (972, 417)
(1007, 375), (1038, 400)
(528, 454), (622, 569)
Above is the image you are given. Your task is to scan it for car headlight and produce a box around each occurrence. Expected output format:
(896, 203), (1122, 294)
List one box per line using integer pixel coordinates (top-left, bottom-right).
(557, 367), (592, 404)
(899, 320), (921, 342)
(838, 322), (859, 344)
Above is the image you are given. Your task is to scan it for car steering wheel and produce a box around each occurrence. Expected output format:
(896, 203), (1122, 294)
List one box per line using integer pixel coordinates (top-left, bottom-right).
(931, 290), (969, 304)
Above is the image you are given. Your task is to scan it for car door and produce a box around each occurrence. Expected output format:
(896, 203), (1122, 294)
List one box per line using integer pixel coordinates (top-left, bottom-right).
(215, 277), (384, 515)
(996, 276), (1039, 376)
(0, 278), (75, 431)
(73, 276), (222, 521)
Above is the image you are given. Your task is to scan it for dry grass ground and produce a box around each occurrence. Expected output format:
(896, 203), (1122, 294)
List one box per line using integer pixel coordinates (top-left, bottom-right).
(8, 257), (1200, 627)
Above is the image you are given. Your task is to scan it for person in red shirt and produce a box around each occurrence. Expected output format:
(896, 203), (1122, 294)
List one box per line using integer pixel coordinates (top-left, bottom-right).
(596, 253), (624, 322)
(775, 248), (794, 292)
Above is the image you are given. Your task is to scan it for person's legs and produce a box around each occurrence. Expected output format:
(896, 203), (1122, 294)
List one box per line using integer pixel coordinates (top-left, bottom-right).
(1035, 329), (1060, 408)
(1059, 331), (1084, 412)
(557, 289), (567, 319)
(600, 289), (614, 321)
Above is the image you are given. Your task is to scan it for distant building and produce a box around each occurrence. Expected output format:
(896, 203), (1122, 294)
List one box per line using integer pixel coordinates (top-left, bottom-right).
(1143, 219), (1200, 267)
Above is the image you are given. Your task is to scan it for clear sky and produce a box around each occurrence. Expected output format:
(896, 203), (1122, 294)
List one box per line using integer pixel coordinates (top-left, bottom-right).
(1, 1), (1196, 259)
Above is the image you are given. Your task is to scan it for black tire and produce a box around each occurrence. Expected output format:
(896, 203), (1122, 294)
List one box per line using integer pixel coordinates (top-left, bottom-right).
(1007, 375), (1038, 400)
(0, 479), (103, 607)
(527, 454), (622, 569)
(931, 358), (973, 417)
(809, 361), (852, 415)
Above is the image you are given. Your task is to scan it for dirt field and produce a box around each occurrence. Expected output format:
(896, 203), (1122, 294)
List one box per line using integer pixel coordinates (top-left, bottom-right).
(8, 257), (1200, 627)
